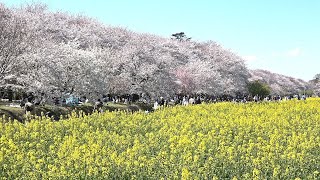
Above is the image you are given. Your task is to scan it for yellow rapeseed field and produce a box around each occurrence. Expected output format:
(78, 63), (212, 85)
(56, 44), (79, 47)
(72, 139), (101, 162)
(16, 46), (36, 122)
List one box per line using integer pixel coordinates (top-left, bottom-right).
(0, 99), (319, 179)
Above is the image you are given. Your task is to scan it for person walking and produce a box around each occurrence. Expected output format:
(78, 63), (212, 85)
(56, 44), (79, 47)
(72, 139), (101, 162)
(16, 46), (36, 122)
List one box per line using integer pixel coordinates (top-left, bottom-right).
(24, 101), (34, 118)
(94, 99), (103, 112)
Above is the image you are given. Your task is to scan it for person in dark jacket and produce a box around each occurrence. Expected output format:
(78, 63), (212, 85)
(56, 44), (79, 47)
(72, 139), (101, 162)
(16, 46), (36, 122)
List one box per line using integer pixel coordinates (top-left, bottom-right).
(24, 101), (34, 117)
(94, 99), (103, 112)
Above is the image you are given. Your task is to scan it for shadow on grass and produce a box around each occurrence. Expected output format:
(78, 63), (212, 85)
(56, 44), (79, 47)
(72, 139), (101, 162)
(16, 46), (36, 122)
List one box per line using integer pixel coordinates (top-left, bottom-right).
(0, 108), (24, 122)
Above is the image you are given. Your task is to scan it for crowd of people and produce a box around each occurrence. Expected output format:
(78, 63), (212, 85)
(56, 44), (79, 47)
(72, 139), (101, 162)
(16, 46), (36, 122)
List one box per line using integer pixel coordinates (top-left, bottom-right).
(14, 92), (309, 116)
(151, 94), (308, 110)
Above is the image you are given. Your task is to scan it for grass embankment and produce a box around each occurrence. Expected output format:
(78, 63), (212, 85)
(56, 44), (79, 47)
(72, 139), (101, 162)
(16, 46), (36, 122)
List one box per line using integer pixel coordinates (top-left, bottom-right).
(0, 102), (152, 122)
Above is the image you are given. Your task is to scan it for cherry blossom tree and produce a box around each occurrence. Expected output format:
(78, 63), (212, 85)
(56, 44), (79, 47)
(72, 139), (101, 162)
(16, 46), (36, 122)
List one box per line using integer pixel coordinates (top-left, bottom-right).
(0, 3), (33, 90)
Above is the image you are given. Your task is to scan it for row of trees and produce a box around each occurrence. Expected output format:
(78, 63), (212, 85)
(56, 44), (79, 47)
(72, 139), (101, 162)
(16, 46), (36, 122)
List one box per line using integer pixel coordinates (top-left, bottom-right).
(249, 69), (314, 96)
(0, 3), (316, 102)
(0, 3), (249, 101)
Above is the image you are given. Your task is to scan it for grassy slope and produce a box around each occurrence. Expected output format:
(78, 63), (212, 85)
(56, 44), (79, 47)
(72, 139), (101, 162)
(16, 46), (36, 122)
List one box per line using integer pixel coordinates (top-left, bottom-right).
(0, 102), (152, 122)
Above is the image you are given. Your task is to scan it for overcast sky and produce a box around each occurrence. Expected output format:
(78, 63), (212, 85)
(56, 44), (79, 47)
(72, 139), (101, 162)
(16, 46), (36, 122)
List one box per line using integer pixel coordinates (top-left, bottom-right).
(2, 0), (320, 81)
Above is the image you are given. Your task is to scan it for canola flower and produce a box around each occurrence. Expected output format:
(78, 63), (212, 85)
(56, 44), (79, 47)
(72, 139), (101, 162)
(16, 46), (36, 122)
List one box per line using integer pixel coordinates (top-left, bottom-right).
(0, 99), (319, 179)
